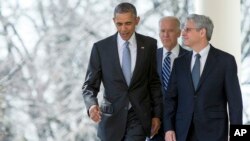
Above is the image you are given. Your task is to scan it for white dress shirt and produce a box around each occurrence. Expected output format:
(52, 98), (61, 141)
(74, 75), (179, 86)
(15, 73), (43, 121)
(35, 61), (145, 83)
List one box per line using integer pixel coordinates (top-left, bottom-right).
(117, 33), (137, 74)
(162, 44), (180, 70)
(191, 44), (210, 75)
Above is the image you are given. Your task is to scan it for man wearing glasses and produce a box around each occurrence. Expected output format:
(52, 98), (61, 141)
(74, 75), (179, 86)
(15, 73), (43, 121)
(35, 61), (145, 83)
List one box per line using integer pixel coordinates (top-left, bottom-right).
(163, 14), (242, 141)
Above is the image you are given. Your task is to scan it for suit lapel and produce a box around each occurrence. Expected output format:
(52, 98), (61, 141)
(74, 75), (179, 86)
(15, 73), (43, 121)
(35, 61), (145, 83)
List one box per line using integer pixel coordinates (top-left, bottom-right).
(130, 33), (144, 86)
(157, 48), (163, 83)
(196, 46), (217, 91)
(110, 33), (129, 86)
(185, 52), (194, 90)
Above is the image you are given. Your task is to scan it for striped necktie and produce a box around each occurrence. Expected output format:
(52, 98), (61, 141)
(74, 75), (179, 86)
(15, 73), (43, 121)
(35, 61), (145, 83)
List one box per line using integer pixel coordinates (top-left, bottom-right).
(162, 52), (172, 91)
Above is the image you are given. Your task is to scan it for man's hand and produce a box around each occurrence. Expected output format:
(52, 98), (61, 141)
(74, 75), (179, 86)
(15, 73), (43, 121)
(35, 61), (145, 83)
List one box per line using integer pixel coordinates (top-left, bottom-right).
(89, 105), (101, 123)
(150, 117), (161, 138)
(165, 130), (176, 141)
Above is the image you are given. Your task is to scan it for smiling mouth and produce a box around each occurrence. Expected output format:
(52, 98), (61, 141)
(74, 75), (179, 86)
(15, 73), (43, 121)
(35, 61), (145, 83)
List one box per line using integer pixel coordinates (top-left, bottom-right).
(121, 33), (129, 36)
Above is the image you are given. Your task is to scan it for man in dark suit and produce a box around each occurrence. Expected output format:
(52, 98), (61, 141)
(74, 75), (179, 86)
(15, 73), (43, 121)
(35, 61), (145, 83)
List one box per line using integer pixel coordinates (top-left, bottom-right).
(164, 14), (243, 141)
(149, 16), (188, 141)
(82, 2), (162, 141)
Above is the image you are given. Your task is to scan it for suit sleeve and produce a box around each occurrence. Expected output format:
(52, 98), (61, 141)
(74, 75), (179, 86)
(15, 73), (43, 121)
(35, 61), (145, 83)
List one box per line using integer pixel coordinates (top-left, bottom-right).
(163, 60), (178, 132)
(149, 39), (163, 118)
(225, 56), (243, 124)
(82, 43), (102, 115)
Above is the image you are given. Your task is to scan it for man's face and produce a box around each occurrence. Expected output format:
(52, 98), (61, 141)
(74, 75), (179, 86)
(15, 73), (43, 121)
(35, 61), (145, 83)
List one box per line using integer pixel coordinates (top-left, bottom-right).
(113, 12), (139, 41)
(182, 20), (202, 48)
(159, 19), (181, 50)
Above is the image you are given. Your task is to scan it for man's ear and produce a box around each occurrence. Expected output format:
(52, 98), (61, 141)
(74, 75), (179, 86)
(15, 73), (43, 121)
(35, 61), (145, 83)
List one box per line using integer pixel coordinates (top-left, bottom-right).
(200, 28), (206, 38)
(136, 16), (140, 25)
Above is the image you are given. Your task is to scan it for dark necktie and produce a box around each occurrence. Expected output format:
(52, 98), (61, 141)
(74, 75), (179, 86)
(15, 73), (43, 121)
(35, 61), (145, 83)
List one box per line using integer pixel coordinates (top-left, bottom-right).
(162, 52), (172, 91)
(192, 54), (201, 90)
(122, 41), (131, 86)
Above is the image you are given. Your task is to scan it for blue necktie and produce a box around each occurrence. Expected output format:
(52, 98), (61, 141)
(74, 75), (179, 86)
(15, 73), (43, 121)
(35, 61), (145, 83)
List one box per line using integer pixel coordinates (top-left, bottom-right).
(122, 41), (131, 86)
(192, 54), (201, 90)
(162, 52), (172, 91)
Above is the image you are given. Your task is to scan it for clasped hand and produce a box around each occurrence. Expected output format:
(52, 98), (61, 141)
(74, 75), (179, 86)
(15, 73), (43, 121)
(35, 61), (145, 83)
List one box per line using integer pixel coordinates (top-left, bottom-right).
(89, 105), (101, 123)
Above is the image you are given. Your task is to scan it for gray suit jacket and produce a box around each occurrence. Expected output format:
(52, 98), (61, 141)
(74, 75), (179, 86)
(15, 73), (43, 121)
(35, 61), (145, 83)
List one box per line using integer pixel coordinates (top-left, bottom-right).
(82, 32), (162, 141)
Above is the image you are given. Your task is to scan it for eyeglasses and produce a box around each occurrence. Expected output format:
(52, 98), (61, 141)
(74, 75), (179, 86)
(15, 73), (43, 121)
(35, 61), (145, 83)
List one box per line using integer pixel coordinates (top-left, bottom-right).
(182, 27), (200, 32)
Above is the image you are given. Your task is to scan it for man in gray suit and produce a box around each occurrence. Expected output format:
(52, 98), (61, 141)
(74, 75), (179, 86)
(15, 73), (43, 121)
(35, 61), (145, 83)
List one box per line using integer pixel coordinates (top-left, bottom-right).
(149, 16), (188, 141)
(164, 14), (243, 141)
(82, 2), (162, 141)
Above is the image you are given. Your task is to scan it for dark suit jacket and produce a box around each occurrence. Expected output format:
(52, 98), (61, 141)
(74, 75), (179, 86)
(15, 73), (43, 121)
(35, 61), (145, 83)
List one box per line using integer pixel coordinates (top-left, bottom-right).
(150, 46), (188, 141)
(157, 46), (189, 96)
(163, 45), (243, 141)
(82, 32), (162, 141)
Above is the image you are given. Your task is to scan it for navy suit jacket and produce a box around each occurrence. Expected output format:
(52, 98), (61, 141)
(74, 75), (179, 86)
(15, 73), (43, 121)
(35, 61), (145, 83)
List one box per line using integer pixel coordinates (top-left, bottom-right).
(157, 46), (189, 96)
(82, 32), (162, 141)
(163, 45), (243, 141)
(150, 46), (188, 141)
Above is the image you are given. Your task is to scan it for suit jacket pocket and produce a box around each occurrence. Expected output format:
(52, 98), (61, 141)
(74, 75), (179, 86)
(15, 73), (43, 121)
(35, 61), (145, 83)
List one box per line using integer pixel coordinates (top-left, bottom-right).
(100, 101), (113, 117)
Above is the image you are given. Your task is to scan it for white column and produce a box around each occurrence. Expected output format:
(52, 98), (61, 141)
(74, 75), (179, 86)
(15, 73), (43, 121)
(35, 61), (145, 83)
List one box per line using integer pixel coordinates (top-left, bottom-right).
(194, 0), (241, 68)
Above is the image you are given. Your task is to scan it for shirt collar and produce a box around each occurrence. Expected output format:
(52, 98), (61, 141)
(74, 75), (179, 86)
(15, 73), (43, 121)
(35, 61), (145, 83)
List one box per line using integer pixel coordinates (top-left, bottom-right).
(192, 44), (210, 58)
(118, 32), (136, 48)
(163, 44), (180, 56)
